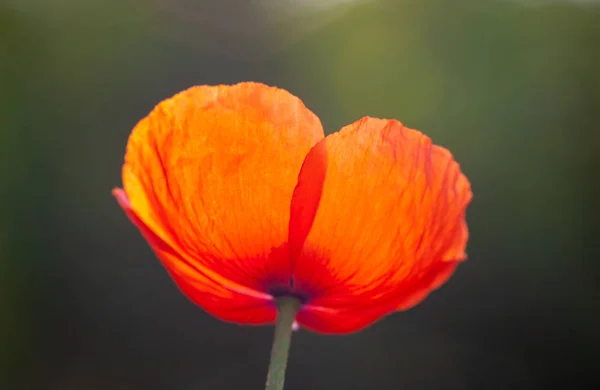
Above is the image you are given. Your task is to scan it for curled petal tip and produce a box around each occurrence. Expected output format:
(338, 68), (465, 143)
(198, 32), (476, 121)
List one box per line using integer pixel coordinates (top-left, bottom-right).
(112, 188), (132, 209)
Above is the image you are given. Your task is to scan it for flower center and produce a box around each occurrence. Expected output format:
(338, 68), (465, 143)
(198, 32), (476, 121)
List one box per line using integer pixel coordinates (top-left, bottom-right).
(269, 287), (309, 304)
(268, 277), (310, 304)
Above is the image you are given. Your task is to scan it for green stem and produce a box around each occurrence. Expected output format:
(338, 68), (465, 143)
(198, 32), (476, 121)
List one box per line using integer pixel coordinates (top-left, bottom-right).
(265, 296), (300, 390)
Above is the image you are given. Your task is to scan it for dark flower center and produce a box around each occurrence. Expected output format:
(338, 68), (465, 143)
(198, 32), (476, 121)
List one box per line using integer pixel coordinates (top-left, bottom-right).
(268, 277), (310, 304)
(269, 287), (310, 304)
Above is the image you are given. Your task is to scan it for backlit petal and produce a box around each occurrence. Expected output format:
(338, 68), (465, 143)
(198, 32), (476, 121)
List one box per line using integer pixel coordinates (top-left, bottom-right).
(114, 82), (324, 324)
(290, 117), (472, 334)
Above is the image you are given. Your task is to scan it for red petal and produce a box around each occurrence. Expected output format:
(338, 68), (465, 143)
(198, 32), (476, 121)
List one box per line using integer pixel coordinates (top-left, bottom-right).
(114, 83), (324, 325)
(289, 117), (472, 334)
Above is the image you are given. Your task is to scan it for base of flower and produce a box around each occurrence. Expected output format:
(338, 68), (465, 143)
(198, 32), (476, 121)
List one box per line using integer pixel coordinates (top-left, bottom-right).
(264, 296), (301, 390)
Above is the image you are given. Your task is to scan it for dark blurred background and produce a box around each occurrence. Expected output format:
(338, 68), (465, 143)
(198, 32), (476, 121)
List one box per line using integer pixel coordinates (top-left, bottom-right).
(1, 0), (599, 389)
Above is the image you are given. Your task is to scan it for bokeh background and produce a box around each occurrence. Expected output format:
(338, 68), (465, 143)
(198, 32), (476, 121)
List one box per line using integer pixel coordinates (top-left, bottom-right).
(1, 0), (599, 389)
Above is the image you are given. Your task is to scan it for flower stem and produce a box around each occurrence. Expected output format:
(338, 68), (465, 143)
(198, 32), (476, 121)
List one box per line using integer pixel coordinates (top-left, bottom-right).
(265, 296), (300, 390)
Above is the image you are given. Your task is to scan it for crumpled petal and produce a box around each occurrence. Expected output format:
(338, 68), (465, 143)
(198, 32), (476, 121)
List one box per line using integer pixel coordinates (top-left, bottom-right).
(114, 82), (324, 324)
(289, 117), (472, 334)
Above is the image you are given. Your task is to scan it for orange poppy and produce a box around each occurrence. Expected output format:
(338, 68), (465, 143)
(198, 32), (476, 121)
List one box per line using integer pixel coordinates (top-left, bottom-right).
(113, 82), (472, 334)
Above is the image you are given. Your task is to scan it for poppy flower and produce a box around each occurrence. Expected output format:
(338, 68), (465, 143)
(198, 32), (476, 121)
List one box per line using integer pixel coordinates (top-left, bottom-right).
(113, 82), (472, 335)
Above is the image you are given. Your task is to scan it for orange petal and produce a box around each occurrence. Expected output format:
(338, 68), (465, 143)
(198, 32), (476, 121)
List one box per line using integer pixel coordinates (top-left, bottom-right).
(290, 117), (472, 334)
(115, 82), (324, 324)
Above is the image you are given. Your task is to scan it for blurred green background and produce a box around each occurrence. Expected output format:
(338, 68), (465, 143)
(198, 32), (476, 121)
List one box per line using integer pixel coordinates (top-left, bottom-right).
(1, 0), (598, 389)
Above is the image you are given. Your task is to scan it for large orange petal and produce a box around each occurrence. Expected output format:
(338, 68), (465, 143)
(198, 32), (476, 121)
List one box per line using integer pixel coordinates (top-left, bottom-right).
(114, 82), (324, 324)
(289, 117), (472, 334)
